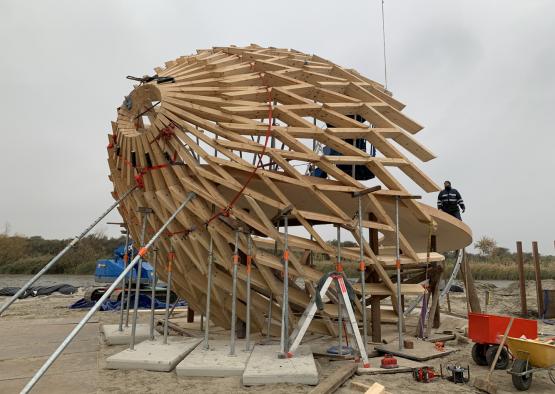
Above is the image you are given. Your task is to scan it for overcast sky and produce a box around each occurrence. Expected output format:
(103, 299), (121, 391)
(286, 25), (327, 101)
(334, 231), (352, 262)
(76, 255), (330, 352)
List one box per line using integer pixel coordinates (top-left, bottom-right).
(1, 0), (554, 254)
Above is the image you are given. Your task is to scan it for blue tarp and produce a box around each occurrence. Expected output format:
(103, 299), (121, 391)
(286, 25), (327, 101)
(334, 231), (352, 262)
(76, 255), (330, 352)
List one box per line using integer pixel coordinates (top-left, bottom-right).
(69, 294), (186, 311)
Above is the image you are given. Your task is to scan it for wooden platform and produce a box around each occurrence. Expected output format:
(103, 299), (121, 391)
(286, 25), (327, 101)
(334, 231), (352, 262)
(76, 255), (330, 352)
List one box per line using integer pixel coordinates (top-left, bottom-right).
(375, 339), (457, 361)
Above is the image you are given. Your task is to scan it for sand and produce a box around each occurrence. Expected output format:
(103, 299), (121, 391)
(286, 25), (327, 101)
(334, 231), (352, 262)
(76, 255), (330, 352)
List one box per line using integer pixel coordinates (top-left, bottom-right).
(1, 277), (555, 393)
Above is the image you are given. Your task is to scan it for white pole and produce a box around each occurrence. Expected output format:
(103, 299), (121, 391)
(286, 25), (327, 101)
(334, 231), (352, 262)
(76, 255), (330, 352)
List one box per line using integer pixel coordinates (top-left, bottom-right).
(203, 234), (214, 349)
(280, 216), (290, 355)
(245, 233), (252, 351)
(395, 196), (404, 350)
(358, 196), (368, 350)
(130, 209), (150, 350)
(124, 246), (135, 327)
(149, 248), (158, 340)
(229, 229), (239, 356)
(163, 237), (174, 345)
(118, 228), (130, 331)
(336, 225), (343, 356)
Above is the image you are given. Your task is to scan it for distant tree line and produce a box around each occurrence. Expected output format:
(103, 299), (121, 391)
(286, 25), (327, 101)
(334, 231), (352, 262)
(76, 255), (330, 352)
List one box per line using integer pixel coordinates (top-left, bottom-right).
(0, 233), (124, 274)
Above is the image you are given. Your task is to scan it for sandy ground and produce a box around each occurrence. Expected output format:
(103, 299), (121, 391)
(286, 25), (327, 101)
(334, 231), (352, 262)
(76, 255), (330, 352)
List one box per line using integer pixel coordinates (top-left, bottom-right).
(1, 277), (555, 393)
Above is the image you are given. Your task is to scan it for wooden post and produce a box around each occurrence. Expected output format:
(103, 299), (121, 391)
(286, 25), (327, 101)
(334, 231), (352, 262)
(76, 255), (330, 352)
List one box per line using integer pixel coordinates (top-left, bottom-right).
(516, 241), (527, 316)
(369, 213), (379, 255)
(430, 235), (437, 255)
(433, 263), (444, 328)
(368, 212), (381, 343)
(459, 250), (482, 313)
(370, 297), (381, 343)
(532, 241), (544, 317)
(187, 307), (195, 323)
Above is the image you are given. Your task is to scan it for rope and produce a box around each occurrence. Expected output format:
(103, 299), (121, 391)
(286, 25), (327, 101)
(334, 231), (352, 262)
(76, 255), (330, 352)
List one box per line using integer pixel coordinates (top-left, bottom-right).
(380, 0), (389, 90)
(205, 68), (273, 225)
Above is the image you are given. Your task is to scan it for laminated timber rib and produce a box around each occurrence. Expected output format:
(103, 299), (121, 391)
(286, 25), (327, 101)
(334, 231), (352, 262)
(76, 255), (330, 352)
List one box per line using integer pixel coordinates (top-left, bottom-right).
(106, 44), (472, 336)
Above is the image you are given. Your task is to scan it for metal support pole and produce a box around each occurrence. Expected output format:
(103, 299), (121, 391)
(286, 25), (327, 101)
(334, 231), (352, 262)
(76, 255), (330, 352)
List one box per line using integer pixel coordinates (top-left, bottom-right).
(125, 246), (135, 327)
(203, 234), (214, 349)
(149, 247), (158, 340)
(280, 215), (290, 355)
(0, 186), (136, 317)
(336, 225), (343, 356)
(395, 196), (404, 350)
(266, 292), (273, 342)
(130, 208), (151, 350)
(245, 233), (252, 351)
(118, 228), (130, 331)
(357, 196), (368, 350)
(22, 192), (195, 394)
(163, 237), (174, 345)
(230, 229), (239, 356)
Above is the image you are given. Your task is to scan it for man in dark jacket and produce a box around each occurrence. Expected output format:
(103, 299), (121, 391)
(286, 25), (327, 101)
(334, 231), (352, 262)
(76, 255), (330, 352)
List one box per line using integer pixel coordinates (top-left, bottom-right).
(437, 181), (465, 220)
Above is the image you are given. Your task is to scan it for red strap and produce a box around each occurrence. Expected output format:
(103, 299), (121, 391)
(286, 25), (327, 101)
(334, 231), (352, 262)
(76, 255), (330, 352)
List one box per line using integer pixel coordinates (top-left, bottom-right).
(149, 123), (176, 144)
(206, 73), (273, 225)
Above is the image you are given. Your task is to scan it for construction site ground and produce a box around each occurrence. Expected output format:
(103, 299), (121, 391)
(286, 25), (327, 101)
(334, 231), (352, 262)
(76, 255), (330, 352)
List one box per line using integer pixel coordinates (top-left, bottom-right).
(1, 279), (555, 393)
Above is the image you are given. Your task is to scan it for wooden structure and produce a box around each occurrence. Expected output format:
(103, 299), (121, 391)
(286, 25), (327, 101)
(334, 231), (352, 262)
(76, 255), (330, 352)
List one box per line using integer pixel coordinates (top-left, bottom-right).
(106, 45), (472, 338)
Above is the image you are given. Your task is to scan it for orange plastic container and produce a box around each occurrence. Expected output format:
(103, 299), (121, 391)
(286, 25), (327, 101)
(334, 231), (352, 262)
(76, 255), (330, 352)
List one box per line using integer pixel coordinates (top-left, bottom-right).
(468, 312), (537, 345)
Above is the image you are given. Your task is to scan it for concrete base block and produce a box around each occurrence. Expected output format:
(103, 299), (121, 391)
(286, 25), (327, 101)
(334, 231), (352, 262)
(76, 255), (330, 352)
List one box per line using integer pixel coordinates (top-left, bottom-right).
(176, 340), (253, 377)
(242, 344), (319, 386)
(101, 324), (153, 345)
(105, 337), (201, 372)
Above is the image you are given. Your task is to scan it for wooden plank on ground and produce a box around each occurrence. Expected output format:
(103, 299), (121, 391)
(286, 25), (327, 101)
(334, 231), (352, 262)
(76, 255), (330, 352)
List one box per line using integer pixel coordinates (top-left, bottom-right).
(309, 362), (358, 394)
(351, 381), (387, 394)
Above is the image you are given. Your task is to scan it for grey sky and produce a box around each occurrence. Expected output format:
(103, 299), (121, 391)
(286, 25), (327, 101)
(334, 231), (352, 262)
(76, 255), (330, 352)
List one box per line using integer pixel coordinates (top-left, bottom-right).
(1, 1), (554, 254)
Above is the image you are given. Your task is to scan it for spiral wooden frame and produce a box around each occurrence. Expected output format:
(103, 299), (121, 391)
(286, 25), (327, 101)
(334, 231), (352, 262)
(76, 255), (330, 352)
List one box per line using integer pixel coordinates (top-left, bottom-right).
(106, 44), (472, 336)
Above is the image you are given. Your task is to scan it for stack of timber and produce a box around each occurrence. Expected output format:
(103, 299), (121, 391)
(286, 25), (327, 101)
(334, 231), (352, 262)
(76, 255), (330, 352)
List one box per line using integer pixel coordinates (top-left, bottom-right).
(106, 44), (472, 338)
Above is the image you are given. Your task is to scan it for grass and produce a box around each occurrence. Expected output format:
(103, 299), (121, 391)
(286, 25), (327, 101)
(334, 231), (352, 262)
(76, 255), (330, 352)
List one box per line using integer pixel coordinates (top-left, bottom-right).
(309, 253), (555, 281)
(0, 234), (124, 275)
(445, 258), (555, 280)
(2, 233), (554, 281)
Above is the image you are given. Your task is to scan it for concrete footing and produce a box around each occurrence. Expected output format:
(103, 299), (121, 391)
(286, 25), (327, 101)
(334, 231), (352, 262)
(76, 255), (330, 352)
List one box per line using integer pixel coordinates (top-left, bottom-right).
(242, 345), (319, 385)
(105, 337), (201, 372)
(101, 324), (153, 345)
(176, 340), (253, 377)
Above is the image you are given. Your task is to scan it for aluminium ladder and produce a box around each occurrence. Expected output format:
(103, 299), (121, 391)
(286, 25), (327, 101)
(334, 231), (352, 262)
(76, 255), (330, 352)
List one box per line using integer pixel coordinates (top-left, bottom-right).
(288, 273), (370, 368)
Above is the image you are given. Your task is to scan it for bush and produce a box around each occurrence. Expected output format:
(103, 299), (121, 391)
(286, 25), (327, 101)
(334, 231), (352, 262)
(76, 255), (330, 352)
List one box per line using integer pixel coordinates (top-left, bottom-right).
(0, 234), (125, 275)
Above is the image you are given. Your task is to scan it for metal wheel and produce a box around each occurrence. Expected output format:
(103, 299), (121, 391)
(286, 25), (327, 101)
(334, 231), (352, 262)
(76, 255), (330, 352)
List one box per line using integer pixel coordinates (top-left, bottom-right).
(511, 359), (533, 391)
(471, 343), (489, 366)
(486, 345), (510, 370)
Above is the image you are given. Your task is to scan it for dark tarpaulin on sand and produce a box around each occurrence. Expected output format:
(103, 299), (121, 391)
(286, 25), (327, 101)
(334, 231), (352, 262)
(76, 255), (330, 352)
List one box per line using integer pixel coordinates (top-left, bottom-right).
(69, 294), (186, 311)
(0, 284), (77, 298)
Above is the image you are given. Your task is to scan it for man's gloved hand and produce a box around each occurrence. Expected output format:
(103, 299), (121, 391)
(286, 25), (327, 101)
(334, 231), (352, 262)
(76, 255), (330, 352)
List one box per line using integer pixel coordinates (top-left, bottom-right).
(462, 208), (465, 213)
